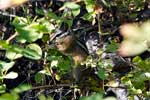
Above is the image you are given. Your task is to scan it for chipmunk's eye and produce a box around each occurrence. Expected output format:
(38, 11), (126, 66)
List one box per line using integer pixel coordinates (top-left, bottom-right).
(56, 42), (63, 45)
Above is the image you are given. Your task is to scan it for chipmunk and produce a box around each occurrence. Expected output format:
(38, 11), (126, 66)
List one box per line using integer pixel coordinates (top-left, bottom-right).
(50, 29), (89, 81)
(51, 29), (88, 64)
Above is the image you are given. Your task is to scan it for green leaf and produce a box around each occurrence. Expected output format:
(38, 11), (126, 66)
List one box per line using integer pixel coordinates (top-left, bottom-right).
(38, 95), (53, 100)
(58, 58), (71, 72)
(101, 0), (110, 8)
(42, 34), (50, 43)
(0, 41), (42, 60)
(3, 72), (18, 79)
(0, 84), (6, 93)
(47, 11), (60, 21)
(104, 97), (116, 100)
(0, 40), (10, 50)
(63, 2), (80, 17)
(35, 8), (45, 15)
(80, 93), (103, 100)
(0, 61), (15, 72)
(13, 84), (31, 93)
(12, 17), (47, 43)
(35, 72), (45, 84)
(12, 17), (28, 27)
(82, 12), (94, 21)
(5, 51), (23, 60)
(97, 69), (106, 80)
(106, 41), (118, 53)
(51, 60), (58, 67)
(16, 23), (43, 43)
(132, 56), (142, 63)
(0, 93), (19, 100)
(138, 72), (150, 81)
(38, 70), (51, 76)
(65, 19), (73, 28)
(84, 0), (95, 13)
(23, 44), (42, 60)
(40, 20), (55, 33)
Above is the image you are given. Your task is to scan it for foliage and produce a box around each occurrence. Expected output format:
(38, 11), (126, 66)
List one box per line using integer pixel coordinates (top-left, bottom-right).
(0, 61), (17, 93)
(80, 93), (116, 100)
(0, 84), (31, 100)
(0, 0), (150, 100)
(121, 56), (150, 98)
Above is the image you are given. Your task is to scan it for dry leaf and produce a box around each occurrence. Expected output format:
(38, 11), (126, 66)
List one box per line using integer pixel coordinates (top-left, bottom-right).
(0, 0), (28, 9)
(119, 21), (150, 56)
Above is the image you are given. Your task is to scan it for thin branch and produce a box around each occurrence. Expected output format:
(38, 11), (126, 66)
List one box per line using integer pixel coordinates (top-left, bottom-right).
(6, 32), (18, 42)
(46, 65), (57, 85)
(0, 10), (16, 17)
(31, 83), (73, 90)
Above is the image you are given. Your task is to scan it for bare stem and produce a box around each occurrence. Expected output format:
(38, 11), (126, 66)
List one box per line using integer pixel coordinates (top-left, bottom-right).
(6, 32), (18, 42)
(31, 83), (73, 90)
(97, 13), (101, 34)
(45, 64), (57, 85)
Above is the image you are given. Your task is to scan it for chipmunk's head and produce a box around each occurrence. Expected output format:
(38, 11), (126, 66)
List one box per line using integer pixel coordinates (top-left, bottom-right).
(50, 28), (75, 52)
(55, 33), (75, 52)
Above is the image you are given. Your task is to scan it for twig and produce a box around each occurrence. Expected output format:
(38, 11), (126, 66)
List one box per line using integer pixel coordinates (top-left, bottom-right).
(97, 13), (102, 34)
(0, 10), (16, 17)
(6, 32), (18, 42)
(43, 52), (57, 85)
(31, 84), (73, 90)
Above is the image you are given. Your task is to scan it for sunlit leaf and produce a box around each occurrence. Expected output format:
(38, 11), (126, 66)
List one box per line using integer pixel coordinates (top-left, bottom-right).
(23, 43), (42, 60)
(132, 56), (142, 63)
(118, 40), (147, 56)
(51, 60), (58, 67)
(55, 74), (61, 81)
(0, 93), (19, 100)
(119, 21), (150, 56)
(16, 23), (43, 43)
(40, 20), (55, 33)
(63, 2), (80, 17)
(0, 84), (6, 93)
(0, 40), (10, 50)
(104, 97), (116, 100)
(106, 80), (119, 87)
(120, 23), (142, 40)
(5, 51), (23, 60)
(3, 72), (18, 79)
(138, 72), (150, 81)
(12, 17), (28, 27)
(13, 17), (54, 43)
(13, 84), (31, 93)
(0, 61), (15, 72)
(80, 93), (102, 100)
(83, 0), (95, 13)
(0, 0), (27, 9)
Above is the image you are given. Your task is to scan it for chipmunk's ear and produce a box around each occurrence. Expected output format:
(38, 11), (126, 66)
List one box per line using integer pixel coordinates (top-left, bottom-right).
(50, 22), (72, 42)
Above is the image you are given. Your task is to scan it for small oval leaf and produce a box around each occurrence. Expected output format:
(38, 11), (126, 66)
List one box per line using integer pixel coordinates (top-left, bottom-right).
(23, 43), (42, 60)
(3, 72), (18, 79)
(6, 51), (23, 60)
